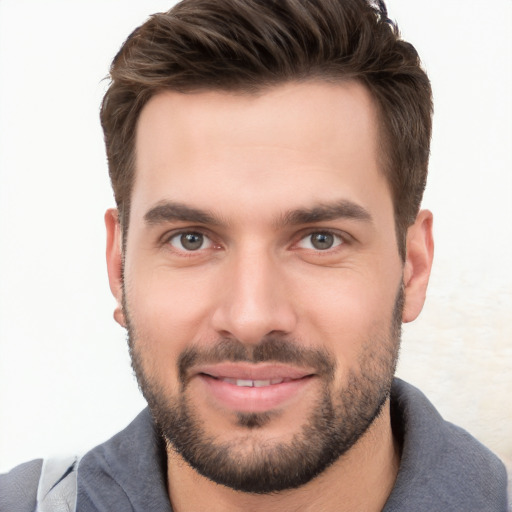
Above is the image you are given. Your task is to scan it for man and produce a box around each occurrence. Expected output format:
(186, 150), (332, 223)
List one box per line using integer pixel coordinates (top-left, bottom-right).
(0, 0), (508, 510)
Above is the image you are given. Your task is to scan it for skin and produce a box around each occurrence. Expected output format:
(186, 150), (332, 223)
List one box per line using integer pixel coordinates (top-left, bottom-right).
(106, 81), (433, 511)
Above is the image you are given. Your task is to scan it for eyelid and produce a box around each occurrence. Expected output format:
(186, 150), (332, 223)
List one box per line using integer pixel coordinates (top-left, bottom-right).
(160, 227), (219, 251)
(171, 233), (213, 251)
(158, 226), (352, 253)
(293, 228), (351, 251)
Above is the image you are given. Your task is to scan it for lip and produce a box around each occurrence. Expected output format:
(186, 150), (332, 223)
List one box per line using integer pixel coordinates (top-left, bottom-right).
(194, 362), (314, 381)
(193, 363), (316, 413)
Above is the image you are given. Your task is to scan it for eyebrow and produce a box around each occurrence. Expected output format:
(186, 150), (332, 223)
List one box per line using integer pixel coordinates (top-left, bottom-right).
(143, 198), (373, 228)
(280, 199), (373, 226)
(144, 201), (223, 226)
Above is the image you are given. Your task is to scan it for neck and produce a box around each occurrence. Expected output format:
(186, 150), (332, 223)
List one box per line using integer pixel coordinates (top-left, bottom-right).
(166, 400), (400, 512)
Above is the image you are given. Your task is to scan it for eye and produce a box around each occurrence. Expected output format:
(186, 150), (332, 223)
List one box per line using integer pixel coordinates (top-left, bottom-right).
(168, 232), (213, 251)
(297, 231), (344, 251)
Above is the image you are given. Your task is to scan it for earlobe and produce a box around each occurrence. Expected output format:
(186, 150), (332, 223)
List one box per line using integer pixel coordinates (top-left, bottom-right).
(105, 208), (126, 328)
(402, 209), (434, 323)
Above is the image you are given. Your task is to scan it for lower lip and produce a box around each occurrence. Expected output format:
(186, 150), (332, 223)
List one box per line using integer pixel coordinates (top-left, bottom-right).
(198, 374), (314, 413)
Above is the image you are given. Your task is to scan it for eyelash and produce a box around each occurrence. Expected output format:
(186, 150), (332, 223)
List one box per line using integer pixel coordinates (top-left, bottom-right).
(160, 228), (350, 255)
(162, 229), (217, 253)
(293, 229), (349, 255)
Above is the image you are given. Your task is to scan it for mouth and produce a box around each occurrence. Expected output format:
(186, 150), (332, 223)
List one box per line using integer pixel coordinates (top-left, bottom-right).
(211, 376), (298, 387)
(192, 363), (316, 413)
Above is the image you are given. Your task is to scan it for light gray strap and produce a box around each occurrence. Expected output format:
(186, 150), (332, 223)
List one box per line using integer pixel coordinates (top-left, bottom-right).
(36, 456), (80, 512)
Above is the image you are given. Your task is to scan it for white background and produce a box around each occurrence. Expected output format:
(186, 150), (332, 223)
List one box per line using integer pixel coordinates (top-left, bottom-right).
(0, 0), (510, 473)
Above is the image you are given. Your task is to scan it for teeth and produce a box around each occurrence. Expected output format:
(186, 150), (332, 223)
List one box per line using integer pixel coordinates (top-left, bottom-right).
(237, 379), (254, 387)
(221, 378), (286, 387)
(253, 380), (271, 387)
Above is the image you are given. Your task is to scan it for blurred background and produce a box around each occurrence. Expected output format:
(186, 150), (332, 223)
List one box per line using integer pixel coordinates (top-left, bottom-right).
(0, 0), (510, 472)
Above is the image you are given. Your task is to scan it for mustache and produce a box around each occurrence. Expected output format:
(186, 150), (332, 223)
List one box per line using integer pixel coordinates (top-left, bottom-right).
(178, 337), (336, 385)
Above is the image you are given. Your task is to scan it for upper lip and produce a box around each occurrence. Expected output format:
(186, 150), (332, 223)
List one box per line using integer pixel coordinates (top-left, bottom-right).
(193, 362), (315, 381)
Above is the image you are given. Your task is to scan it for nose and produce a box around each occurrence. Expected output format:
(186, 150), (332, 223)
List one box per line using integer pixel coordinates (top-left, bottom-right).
(211, 248), (298, 344)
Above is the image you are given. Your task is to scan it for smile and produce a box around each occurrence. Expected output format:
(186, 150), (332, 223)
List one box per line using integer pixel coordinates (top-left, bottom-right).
(193, 364), (316, 413)
(216, 377), (293, 387)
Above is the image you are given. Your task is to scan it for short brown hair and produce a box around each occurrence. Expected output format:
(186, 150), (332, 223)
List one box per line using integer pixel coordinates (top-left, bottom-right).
(100, 0), (432, 257)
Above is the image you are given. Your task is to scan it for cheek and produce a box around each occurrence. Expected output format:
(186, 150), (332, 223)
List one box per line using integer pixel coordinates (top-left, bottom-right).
(295, 267), (401, 361)
(127, 254), (215, 321)
(124, 267), (217, 378)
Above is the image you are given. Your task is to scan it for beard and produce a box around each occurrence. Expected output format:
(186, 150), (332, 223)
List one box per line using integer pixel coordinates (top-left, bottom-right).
(125, 286), (403, 494)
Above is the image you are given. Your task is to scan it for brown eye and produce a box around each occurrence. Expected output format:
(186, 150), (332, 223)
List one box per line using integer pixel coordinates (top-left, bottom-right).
(298, 232), (343, 251)
(169, 232), (211, 251)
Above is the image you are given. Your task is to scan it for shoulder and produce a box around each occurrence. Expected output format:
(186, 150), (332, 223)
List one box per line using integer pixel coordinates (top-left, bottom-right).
(386, 379), (508, 511)
(0, 410), (167, 512)
(0, 458), (42, 512)
(1, 456), (80, 512)
(77, 409), (171, 511)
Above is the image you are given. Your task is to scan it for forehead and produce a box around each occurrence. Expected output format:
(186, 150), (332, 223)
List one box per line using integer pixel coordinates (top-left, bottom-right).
(131, 81), (392, 226)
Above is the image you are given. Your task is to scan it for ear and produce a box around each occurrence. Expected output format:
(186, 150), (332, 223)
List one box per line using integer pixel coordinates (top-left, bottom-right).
(105, 208), (126, 328)
(402, 209), (434, 323)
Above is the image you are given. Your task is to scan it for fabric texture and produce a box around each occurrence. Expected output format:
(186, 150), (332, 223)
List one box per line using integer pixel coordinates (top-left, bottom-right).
(76, 409), (171, 512)
(36, 456), (81, 512)
(383, 380), (507, 511)
(1, 379), (508, 511)
(0, 458), (42, 512)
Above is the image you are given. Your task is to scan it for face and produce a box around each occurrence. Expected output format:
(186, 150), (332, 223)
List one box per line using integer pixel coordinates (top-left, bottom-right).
(106, 81), (424, 493)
